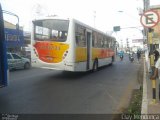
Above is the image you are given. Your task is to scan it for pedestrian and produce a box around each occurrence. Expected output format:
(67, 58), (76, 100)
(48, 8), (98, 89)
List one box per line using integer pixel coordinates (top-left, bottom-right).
(153, 49), (160, 62)
(137, 50), (141, 61)
(150, 49), (160, 100)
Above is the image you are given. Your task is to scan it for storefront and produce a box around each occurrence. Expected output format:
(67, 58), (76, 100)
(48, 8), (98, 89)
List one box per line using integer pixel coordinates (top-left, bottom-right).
(4, 21), (24, 54)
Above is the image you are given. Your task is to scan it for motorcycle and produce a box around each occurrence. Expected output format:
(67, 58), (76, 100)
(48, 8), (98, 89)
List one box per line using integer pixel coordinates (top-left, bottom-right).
(129, 54), (134, 62)
(130, 56), (134, 62)
(120, 55), (123, 61)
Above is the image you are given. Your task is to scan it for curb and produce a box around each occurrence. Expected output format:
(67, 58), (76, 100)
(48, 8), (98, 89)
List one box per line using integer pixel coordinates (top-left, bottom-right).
(141, 59), (148, 114)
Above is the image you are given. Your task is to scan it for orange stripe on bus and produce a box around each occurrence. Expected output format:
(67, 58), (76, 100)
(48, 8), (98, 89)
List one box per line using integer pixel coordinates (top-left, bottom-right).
(75, 47), (114, 62)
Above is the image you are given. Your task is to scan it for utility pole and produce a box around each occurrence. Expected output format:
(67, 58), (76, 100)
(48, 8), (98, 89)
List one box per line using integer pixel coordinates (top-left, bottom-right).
(143, 0), (150, 11)
(143, 0), (150, 70)
(126, 38), (129, 49)
(143, 0), (150, 39)
(93, 11), (96, 28)
(143, 0), (157, 104)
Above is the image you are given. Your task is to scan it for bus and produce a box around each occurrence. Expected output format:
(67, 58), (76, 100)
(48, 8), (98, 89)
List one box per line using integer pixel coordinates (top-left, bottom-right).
(31, 18), (116, 72)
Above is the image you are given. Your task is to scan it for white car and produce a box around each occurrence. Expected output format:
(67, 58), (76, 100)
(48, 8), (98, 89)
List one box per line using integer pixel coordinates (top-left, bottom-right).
(7, 53), (31, 70)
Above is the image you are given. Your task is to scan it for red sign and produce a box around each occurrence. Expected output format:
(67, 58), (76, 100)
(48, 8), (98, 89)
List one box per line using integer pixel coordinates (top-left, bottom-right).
(140, 10), (159, 28)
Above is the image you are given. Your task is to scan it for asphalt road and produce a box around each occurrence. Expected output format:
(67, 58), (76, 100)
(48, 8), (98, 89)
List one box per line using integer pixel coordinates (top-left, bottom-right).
(0, 55), (142, 114)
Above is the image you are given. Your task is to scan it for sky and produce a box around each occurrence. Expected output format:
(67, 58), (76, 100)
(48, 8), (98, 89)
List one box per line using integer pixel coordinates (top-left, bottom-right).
(0, 0), (160, 46)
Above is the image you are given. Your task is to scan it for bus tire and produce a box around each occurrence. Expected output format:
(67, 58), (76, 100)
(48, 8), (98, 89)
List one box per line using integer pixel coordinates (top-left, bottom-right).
(93, 59), (98, 72)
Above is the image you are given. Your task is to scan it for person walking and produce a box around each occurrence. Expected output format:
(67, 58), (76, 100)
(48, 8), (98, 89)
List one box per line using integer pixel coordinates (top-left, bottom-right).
(137, 50), (141, 61)
(153, 49), (160, 62)
(150, 49), (160, 101)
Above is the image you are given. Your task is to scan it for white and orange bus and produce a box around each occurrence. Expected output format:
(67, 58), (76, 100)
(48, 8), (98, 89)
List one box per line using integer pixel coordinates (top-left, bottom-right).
(31, 17), (116, 72)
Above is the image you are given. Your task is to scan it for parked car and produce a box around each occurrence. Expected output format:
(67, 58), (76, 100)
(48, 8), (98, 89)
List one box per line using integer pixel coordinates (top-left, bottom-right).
(7, 53), (31, 70)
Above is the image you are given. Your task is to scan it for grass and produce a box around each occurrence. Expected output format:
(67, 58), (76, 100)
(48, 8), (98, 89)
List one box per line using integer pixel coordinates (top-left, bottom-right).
(124, 57), (143, 115)
(126, 89), (143, 115)
(113, 88), (143, 120)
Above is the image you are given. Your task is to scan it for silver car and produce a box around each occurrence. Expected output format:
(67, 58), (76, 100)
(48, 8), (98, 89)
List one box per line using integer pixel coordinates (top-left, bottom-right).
(7, 53), (31, 70)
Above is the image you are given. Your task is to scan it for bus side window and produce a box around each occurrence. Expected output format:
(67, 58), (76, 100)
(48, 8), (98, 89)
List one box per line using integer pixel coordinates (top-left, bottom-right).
(110, 40), (113, 49)
(92, 32), (95, 47)
(92, 31), (98, 48)
(104, 38), (107, 48)
(106, 37), (109, 48)
(108, 39), (110, 48)
(101, 36), (105, 48)
(75, 24), (86, 47)
(96, 33), (100, 47)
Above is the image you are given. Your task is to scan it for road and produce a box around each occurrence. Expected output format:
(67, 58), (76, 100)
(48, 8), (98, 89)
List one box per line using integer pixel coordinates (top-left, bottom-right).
(0, 55), (142, 114)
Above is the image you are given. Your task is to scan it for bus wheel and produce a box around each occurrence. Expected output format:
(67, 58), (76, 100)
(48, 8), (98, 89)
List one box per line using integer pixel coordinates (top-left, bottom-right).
(93, 59), (98, 72)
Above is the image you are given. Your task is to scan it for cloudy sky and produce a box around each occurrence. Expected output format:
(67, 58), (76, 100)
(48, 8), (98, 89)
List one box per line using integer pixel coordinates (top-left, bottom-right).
(0, 0), (159, 44)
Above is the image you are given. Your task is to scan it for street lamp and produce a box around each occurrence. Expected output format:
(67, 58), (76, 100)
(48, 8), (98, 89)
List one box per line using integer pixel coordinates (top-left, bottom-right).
(2, 10), (19, 30)
(117, 10), (141, 24)
(117, 11), (123, 13)
(2, 10), (20, 40)
(93, 11), (96, 28)
(117, 10), (144, 51)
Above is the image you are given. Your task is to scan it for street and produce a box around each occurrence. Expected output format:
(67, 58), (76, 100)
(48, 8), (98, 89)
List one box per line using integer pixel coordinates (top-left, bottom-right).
(0, 55), (142, 114)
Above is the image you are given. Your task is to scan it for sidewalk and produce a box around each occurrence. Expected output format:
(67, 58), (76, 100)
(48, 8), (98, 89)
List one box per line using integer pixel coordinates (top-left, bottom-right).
(141, 58), (160, 114)
(147, 73), (160, 114)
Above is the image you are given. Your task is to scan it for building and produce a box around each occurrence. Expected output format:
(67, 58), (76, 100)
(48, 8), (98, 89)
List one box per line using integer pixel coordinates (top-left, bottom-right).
(150, 5), (160, 48)
(4, 21), (24, 53)
(22, 31), (31, 58)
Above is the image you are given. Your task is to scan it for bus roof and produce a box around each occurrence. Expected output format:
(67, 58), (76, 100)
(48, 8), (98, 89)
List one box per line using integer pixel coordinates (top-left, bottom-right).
(32, 17), (116, 40)
(72, 19), (115, 39)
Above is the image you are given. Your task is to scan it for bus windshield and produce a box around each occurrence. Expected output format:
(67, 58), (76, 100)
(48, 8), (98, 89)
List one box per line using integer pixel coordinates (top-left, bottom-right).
(33, 19), (69, 42)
